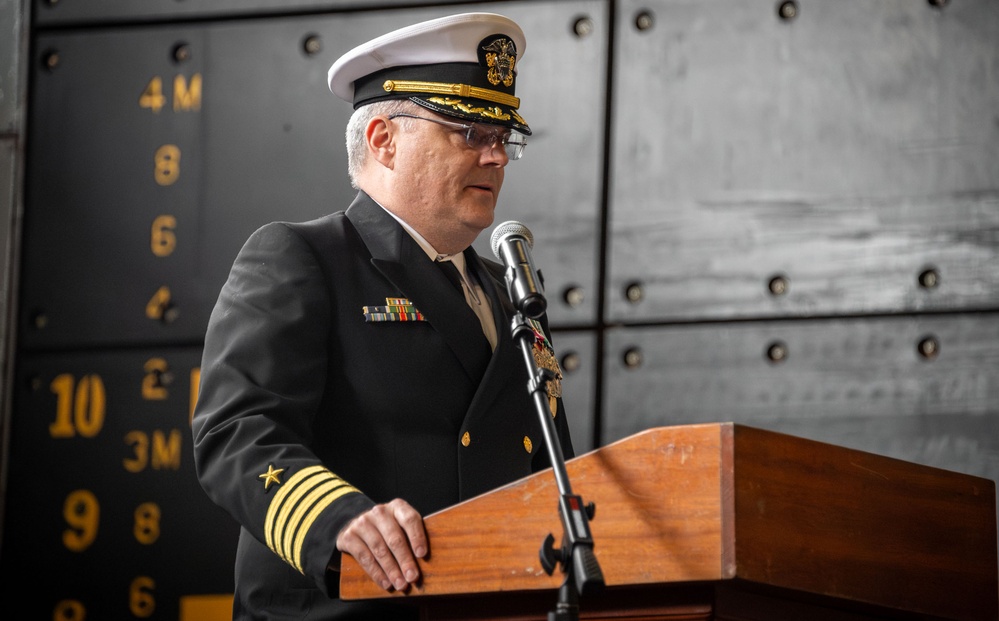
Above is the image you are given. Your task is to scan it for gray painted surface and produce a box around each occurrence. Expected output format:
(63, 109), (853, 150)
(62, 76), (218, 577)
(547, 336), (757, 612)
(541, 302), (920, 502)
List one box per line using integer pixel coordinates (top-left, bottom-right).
(0, 0), (28, 543)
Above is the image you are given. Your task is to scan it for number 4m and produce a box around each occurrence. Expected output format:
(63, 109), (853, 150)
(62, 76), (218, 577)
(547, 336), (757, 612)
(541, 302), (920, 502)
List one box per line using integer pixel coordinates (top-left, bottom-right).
(139, 74), (202, 113)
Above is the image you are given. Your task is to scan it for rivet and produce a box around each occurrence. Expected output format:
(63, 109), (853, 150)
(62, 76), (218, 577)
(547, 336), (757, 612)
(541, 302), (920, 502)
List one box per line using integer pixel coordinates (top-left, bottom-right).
(156, 301), (179, 324)
(777, 0), (798, 20)
(918, 267), (939, 289)
(917, 336), (939, 360)
(766, 341), (787, 363)
(561, 351), (581, 374)
(623, 347), (643, 369)
(635, 11), (655, 32)
(624, 282), (643, 304)
(42, 50), (60, 71)
(172, 43), (191, 64)
(152, 368), (175, 388)
(572, 16), (594, 38)
(563, 286), (585, 307)
(768, 274), (789, 296)
(302, 34), (322, 56)
(32, 311), (48, 330)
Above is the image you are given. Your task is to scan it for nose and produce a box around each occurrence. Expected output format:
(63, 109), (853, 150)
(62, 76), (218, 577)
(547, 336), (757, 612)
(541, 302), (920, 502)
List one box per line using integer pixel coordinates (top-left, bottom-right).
(480, 139), (509, 167)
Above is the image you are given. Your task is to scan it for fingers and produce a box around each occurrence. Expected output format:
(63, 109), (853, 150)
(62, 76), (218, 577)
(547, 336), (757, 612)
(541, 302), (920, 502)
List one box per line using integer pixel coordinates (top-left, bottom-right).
(336, 498), (428, 592)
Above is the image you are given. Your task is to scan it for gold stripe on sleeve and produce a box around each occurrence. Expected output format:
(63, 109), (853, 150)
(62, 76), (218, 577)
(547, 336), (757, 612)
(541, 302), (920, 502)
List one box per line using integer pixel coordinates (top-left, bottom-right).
(264, 465), (360, 573)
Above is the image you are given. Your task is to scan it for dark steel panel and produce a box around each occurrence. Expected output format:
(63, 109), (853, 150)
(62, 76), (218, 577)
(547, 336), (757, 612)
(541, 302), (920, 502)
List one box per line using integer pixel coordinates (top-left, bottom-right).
(204, 2), (607, 327)
(552, 330), (597, 454)
(32, 0), (467, 27)
(601, 313), (999, 483)
(473, 1), (607, 326)
(0, 347), (236, 619)
(0, 0), (21, 133)
(22, 26), (208, 349)
(201, 1), (606, 329)
(22, 2), (604, 350)
(608, 0), (999, 322)
(194, 14), (358, 324)
(1, 138), (12, 211)
(766, 411), (999, 484)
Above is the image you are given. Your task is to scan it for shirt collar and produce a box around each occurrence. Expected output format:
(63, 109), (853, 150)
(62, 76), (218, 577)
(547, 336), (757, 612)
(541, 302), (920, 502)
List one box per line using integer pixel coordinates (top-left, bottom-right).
(375, 202), (469, 275)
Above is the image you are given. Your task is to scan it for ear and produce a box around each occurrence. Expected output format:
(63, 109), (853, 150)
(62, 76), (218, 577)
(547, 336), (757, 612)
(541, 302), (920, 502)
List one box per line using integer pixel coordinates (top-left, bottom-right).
(366, 116), (395, 169)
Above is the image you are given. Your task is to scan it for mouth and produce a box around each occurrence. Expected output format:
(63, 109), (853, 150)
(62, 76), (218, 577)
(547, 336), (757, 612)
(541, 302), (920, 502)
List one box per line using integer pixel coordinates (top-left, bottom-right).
(468, 182), (495, 195)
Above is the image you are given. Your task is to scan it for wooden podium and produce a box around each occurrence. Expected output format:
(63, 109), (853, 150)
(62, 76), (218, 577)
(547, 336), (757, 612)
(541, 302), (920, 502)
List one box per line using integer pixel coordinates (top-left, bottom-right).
(340, 423), (998, 620)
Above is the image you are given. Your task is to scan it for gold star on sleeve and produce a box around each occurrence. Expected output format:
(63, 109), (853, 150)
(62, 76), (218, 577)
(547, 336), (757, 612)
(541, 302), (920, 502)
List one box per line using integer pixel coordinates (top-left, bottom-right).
(258, 464), (285, 490)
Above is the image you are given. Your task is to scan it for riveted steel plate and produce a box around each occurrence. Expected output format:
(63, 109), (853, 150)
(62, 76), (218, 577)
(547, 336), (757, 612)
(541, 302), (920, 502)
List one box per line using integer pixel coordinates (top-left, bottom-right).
(601, 313), (999, 483)
(551, 330), (598, 454)
(1, 347), (235, 620)
(32, 0), (465, 27)
(607, 0), (999, 323)
(21, 1), (605, 350)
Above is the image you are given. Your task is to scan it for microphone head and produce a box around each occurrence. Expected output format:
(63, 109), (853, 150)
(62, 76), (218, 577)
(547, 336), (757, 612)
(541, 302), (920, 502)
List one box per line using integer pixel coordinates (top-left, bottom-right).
(490, 220), (534, 260)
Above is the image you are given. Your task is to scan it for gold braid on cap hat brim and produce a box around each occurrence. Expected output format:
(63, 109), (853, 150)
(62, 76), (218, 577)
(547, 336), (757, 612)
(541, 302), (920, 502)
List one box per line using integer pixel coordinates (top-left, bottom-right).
(382, 80), (520, 109)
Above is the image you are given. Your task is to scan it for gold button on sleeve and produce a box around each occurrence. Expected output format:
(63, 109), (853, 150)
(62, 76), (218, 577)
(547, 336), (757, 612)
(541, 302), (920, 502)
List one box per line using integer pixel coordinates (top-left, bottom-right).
(523, 436), (533, 453)
(461, 431), (471, 447)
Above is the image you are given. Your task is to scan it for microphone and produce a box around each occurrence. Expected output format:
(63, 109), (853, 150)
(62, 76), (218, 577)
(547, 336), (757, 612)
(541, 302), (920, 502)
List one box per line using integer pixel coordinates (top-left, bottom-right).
(490, 220), (547, 319)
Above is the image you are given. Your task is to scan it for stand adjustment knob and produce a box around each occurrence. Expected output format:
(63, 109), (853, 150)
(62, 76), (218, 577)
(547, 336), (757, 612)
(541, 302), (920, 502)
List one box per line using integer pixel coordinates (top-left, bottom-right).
(539, 533), (559, 575)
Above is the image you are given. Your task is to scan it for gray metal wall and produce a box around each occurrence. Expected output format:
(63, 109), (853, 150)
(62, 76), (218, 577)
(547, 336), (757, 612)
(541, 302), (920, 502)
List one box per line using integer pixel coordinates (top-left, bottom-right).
(1, 0), (996, 618)
(0, 0), (28, 490)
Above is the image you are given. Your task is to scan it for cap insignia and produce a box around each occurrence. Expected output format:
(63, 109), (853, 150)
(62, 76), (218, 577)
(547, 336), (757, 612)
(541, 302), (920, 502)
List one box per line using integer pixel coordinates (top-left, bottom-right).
(479, 35), (517, 87)
(426, 97), (512, 122)
(384, 82), (519, 109)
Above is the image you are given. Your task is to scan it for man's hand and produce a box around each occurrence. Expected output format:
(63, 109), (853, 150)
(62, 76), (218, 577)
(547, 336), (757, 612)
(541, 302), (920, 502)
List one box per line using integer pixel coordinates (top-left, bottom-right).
(336, 498), (428, 591)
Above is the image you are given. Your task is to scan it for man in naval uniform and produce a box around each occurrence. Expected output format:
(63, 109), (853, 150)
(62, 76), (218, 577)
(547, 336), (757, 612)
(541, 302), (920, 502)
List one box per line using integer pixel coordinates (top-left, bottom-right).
(192, 12), (574, 620)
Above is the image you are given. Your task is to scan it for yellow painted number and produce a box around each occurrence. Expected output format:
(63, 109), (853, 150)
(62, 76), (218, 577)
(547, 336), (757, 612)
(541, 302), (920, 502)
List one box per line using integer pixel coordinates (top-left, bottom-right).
(53, 600), (86, 621)
(174, 74), (202, 111)
(124, 429), (182, 473)
(154, 144), (180, 186)
(62, 489), (99, 552)
(130, 576), (156, 618)
(134, 502), (161, 545)
(145, 286), (173, 322)
(140, 74), (202, 113)
(150, 215), (177, 257)
(190, 367), (201, 424)
(142, 358), (169, 400)
(139, 76), (166, 113)
(49, 373), (106, 439)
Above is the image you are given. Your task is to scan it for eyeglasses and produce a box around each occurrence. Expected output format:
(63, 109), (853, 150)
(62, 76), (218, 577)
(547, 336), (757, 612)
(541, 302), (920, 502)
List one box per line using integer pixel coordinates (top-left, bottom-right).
(388, 113), (527, 161)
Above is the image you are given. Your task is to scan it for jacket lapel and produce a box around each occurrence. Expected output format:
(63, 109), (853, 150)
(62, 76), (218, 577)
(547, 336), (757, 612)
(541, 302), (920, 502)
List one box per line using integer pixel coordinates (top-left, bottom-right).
(463, 251), (529, 417)
(346, 193), (492, 382)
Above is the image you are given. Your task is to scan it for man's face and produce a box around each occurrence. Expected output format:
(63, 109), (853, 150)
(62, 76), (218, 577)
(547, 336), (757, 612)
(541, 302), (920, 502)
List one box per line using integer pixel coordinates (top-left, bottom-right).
(390, 112), (510, 248)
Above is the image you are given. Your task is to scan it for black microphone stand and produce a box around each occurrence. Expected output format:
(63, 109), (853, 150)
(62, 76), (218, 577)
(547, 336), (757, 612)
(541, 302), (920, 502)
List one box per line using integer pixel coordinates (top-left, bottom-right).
(510, 311), (605, 621)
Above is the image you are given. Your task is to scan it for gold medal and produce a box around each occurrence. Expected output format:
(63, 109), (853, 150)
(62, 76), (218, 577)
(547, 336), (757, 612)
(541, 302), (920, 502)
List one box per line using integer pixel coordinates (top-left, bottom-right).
(532, 343), (562, 399)
(528, 319), (562, 417)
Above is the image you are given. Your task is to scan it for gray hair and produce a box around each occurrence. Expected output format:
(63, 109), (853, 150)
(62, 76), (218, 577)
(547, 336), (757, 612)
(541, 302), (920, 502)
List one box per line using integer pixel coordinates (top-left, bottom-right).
(345, 99), (421, 188)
